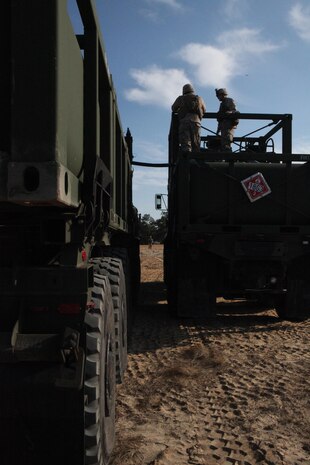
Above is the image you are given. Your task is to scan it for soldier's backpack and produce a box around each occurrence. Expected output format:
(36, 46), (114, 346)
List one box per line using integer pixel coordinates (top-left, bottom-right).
(178, 94), (201, 119)
(188, 95), (200, 114)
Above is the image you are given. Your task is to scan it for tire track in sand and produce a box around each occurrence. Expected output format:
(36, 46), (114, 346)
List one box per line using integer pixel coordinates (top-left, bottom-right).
(110, 246), (310, 465)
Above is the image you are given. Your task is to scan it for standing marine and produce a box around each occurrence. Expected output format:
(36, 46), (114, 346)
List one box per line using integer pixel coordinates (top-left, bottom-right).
(171, 84), (206, 152)
(215, 88), (239, 151)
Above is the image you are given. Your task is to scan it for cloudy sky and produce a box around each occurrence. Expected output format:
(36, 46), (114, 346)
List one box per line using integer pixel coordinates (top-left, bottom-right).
(73, 0), (310, 219)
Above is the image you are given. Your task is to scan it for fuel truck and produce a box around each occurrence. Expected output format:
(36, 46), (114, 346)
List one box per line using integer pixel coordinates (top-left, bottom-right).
(0, 1), (140, 464)
(164, 110), (310, 320)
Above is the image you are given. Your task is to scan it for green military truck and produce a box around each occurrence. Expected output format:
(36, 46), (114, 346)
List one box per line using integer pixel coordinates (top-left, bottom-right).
(0, 1), (140, 464)
(165, 111), (310, 320)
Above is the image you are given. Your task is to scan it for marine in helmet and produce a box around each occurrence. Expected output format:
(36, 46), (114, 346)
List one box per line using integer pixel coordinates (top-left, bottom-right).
(215, 88), (239, 151)
(171, 83), (206, 152)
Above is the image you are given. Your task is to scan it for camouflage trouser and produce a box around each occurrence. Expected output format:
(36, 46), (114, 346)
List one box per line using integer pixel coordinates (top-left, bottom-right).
(179, 120), (201, 152)
(219, 120), (235, 151)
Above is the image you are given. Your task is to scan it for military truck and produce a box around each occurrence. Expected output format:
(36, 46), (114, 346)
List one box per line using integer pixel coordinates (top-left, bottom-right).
(164, 111), (310, 320)
(0, 1), (140, 464)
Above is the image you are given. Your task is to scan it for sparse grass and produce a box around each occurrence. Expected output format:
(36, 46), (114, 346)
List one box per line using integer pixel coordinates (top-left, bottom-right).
(182, 342), (224, 369)
(111, 435), (145, 465)
(155, 343), (224, 388)
(132, 342), (225, 409)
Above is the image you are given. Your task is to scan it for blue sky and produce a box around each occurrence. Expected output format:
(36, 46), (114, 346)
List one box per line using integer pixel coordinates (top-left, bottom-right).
(73, 0), (310, 219)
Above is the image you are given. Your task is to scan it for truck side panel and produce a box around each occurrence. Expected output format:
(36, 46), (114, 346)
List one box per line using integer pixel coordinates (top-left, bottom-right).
(11, 0), (84, 171)
(187, 161), (310, 226)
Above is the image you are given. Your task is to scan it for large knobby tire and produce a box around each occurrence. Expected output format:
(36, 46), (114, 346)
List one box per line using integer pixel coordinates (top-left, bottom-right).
(107, 245), (140, 306)
(91, 258), (127, 384)
(0, 276), (116, 465)
(84, 274), (116, 465)
(102, 247), (135, 333)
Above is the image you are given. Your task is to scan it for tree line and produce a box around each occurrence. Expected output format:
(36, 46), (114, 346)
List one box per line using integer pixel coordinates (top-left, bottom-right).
(139, 212), (168, 244)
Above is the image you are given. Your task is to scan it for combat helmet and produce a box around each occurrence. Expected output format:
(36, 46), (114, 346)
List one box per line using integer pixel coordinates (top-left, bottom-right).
(215, 88), (228, 97)
(183, 83), (195, 95)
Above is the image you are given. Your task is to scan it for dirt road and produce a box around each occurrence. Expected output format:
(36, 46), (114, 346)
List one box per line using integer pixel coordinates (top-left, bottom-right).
(111, 245), (310, 465)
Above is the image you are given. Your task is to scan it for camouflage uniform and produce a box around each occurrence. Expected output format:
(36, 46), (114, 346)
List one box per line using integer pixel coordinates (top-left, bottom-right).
(216, 89), (239, 151)
(171, 84), (206, 152)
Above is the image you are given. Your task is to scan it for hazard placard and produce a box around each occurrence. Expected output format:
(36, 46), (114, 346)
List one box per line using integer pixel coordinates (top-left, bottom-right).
(241, 172), (271, 202)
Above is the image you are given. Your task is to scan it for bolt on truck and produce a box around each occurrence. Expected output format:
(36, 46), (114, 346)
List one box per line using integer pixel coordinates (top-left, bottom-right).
(0, 1), (140, 464)
(164, 111), (310, 320)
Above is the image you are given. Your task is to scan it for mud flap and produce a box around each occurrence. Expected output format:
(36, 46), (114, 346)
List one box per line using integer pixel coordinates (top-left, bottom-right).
(177, 277), (216, 317)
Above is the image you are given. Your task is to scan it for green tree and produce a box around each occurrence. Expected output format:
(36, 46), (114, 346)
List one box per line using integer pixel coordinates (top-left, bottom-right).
(139, 212), (167, 244)
(139, 214), (156, 244)
(153, 212), (168, 243)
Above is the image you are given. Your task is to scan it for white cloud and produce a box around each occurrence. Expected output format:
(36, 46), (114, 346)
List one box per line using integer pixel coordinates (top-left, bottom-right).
(178, 29), (280, 88)
(293, 136), (310, 154)
(139, 0), (184, 23)
(125, 28), (280, 107)
(223, 0), (250, 20)
(218, 28), (279, 54)
(132, 141), (167, 189)
(139, 9), (161, 23)
(125, 65), (190, 108)
(145, 0), (183, 10)
(134, 140), (166, 162)
(133, 167), (167, 190)
(289, 3), (310, 41)
(176, 43), (235, 88)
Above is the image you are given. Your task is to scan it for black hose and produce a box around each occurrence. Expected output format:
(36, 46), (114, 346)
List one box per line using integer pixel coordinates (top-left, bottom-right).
(132, 161), (170, 167)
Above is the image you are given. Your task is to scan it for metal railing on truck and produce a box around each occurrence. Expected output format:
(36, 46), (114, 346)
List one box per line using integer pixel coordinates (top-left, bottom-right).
(169, 112), (294, 165)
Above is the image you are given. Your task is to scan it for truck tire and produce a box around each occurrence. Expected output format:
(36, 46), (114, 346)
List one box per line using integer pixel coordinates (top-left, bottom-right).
(91, 257), (127, 384)
(102, 247), (135, 332)
(0, 275), (116, 465)
(275, 279), (309, 321)
(107, 244), (140, 306)
(85, 274), (116, 464)
(165, 247), (178, 317)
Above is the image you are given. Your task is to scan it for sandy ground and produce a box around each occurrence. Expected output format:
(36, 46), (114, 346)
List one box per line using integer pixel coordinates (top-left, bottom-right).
(110, 244), (310, 465)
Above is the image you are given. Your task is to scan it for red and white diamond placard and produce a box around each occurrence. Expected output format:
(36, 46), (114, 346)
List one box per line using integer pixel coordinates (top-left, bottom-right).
(241, 172), (271, 202)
